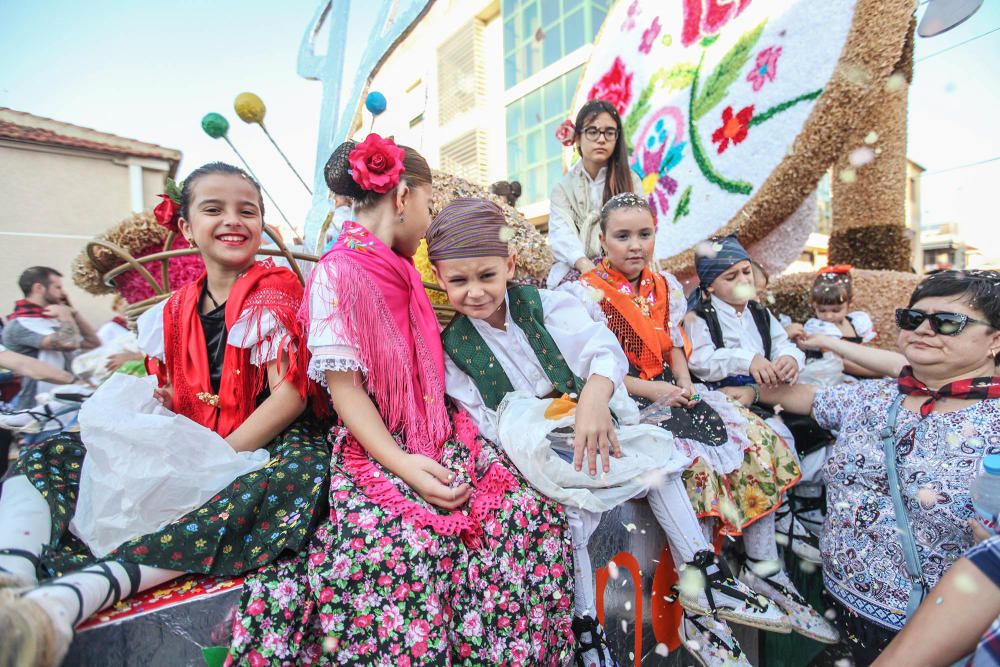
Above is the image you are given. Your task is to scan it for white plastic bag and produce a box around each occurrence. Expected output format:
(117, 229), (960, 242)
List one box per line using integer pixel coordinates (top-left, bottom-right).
(71, 374), (268, 556)
(798, 354), (846, 388)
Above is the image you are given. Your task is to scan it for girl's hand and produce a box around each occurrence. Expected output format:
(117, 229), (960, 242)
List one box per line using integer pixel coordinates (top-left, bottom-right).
(773, 355), (800, 384)
(153, 385), (173, 411)
(784, 323), (806, 342)
(719, 386), (755, 406)
(796, 333), (830, 351)
(401, 454), (471, 511)
(647, 381), (692, 408)
(573, 377), (622, 475)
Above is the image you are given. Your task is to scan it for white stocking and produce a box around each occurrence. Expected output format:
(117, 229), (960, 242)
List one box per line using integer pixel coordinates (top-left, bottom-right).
(645, 476), (711, 569)
(0, 475), (52, 582)
(566, 507), (602, 618)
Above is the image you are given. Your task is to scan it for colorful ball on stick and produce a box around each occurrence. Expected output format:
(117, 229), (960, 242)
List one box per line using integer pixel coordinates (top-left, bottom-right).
(201, 113), (230, 139)
(365, 91), (387, 116)
(234, 92), (267, 125)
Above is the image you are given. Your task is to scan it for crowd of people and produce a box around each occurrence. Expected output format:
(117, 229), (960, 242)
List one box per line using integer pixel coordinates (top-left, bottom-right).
(0, 98), (998, 667)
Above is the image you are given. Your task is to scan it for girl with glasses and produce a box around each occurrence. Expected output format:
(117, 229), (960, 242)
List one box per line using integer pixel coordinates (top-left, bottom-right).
(764, 269), (1000, 665)
(547, 99), (642, 288)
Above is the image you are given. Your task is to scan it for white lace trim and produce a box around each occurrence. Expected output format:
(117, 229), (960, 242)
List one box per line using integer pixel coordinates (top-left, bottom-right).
(308, 356), (367, 388)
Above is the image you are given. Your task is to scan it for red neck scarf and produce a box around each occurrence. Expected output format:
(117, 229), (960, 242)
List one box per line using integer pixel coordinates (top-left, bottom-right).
(303, 221), (450, 457)
(897, 365), (1000, 417)
(111, 316), (128, 329)
(152, 261), (311, 438)
(8, 299), (48, 320)
(582, 260), (673, 380)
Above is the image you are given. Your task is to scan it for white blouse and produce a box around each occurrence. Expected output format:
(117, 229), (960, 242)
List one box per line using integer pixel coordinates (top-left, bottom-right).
(546, 163), (607, 288)
(804, 311), (877, 343)
(685, 295), (805, 383)
(136, 298), (288, 368)
(445, 287), (629, 442)
(303, 263), (367, 388)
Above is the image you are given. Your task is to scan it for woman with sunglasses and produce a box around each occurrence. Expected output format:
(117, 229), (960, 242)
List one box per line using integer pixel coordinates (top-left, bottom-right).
(547, 99), (642, 287)
(764, 269), (1000, 665)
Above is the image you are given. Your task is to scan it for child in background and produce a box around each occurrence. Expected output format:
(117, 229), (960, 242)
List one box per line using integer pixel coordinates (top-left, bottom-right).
(799, 265), (880, 380)
(581, 196), (837, 655)
(429, 198), (787, 667)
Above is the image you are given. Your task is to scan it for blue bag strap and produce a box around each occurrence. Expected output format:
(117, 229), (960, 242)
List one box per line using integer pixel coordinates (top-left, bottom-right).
(881, 393), (929, 618)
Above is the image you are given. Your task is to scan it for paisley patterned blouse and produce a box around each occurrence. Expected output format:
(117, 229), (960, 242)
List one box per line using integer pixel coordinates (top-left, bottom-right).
(814, 378), (1000, 630)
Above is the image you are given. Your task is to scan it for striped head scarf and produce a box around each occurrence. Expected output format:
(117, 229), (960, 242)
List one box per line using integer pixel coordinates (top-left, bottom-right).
(426, 198), (510, 262)
(695, 234), (751, 289)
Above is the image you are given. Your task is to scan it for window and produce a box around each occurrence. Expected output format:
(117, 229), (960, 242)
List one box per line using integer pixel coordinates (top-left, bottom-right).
(441, 131), (489, 186)
(438, 21), (484, 125)
(506, 66), (582, 205)
(502, 0), (609, 88)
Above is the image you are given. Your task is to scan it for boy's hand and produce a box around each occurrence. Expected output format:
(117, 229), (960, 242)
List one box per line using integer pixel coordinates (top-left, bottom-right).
(573, 376), (621, 475)
(773, 355), (800, 384)
(749, 354), (779, 386)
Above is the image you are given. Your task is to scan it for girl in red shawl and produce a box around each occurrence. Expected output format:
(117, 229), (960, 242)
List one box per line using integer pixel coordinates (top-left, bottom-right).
(0, 163), (330, 666)
(228, 136), (574, 666)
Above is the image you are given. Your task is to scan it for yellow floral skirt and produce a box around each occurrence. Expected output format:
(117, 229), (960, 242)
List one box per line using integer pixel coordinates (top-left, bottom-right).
(681, 406), (801, 536)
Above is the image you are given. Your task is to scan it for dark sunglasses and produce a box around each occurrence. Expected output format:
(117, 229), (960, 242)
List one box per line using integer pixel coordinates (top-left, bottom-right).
(895, 308), (992, 336)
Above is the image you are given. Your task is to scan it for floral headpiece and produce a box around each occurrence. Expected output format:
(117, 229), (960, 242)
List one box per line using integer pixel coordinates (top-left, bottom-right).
(153, 178), (183, 233)
(348, 133), (406, 193)
(555, 119), (576, 147)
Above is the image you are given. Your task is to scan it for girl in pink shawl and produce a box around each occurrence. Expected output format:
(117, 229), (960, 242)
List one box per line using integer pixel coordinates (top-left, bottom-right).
(227, 136), (574, 666)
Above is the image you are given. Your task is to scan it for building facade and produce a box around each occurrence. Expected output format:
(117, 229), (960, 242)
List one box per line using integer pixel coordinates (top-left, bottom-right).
(0, 107), (180, 324)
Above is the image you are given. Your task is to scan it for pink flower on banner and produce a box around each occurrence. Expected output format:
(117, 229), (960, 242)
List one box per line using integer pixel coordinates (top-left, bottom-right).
(620, 0), (640, 32)
(682, 0), (753, 47)
(639, 17), (662, 54)
(554, 119), (576, 147)
(587, 57), (634, 117)
(747, 45), (782, 91)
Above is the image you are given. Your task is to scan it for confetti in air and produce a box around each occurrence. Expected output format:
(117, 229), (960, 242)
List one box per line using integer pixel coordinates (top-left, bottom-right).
(608, 560), (620, 580)
(863, 131), (879, 144)
(885, 72), (907, 92)
(655, 643), (670, 656)
(733, 283), (756, 300)
(848, 146), (876, 168)
(498, 225), (516, 242)
(838, 168), (857, 184)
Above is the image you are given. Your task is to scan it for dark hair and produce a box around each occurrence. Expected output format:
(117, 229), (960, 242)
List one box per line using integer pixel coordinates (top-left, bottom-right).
(575, 99), (633, 205)
(324, 140), (431, 210)
(908, 270), (1000, 330)
(598, 192), (653, 233)
(18, 266), (62, 296)
(811, 271), (853, 306)
(180, 162), (265, 221)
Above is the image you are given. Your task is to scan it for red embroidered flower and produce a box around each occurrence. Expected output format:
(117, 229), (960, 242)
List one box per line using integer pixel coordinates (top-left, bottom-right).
(587, 57), (634, 117)
(153, 194), (180, 233)
(554, 119), (576, 147)
(348, 133), (406, 193)
(682, 0), (753, 47)
(711, 105), (754, 154)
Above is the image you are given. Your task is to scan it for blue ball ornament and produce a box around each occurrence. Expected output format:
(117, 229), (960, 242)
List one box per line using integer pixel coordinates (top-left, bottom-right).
(365, 91), (387, 116)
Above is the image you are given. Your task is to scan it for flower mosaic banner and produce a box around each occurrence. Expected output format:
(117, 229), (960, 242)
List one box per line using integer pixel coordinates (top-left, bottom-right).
(573, 0), (858, 263)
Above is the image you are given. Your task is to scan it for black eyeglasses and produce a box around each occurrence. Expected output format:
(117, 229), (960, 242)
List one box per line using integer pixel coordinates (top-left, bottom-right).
(895, 308), (993, 336)
(582, 126), (618, 142)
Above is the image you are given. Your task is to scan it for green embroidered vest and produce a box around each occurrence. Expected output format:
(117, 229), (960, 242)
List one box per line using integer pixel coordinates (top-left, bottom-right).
(442, 285), (584, 410)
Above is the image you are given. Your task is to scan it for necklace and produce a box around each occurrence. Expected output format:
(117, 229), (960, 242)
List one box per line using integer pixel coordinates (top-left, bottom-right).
(204, 287), (221, 309)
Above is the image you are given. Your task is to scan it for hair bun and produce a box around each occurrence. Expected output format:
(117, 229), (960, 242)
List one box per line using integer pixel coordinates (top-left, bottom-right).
(324, 141), (367, 198)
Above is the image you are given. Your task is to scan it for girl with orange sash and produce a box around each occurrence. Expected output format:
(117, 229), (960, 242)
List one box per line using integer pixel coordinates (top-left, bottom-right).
(0, 163), (330, 667)
(579, 193), (838, 660)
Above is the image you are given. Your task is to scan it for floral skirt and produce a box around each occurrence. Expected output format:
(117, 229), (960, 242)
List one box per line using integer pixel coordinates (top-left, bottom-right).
(227, 411), (575, 666)
(11, 415), (332, 577)
(681, 406), (801, 536)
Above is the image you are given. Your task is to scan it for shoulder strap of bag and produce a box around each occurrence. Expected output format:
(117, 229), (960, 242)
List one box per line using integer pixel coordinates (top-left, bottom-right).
(881, 393), (929, 618)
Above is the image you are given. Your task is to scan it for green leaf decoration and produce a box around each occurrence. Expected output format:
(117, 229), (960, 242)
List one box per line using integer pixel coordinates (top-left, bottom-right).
(202, 646), (228, 667)
(623, 64), (697, 150)
(672, 186), (693, 223)
(687, 62), (753, 195)
(700, 35), (719, 47)
(747, 89), (823, 128)
(692, 20), (766, 121)
(165, 178), (183, 205)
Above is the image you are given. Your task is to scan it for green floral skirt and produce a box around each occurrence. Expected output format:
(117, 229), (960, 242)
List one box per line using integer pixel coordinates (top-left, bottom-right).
(11, 415), (332, 577)
(682, 406), (801, 536)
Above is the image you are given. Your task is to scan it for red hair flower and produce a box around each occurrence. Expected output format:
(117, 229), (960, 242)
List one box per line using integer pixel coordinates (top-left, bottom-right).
(555, 119), (576, 147)
(153, 194), (180, 233)
(348, 133), (406, 194)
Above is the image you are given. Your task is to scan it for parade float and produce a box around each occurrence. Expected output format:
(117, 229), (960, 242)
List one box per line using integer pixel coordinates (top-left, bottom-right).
(65, 0), (961, 663)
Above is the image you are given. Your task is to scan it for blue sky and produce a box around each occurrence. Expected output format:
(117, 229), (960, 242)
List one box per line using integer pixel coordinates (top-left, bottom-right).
(1, 0), (998, 257)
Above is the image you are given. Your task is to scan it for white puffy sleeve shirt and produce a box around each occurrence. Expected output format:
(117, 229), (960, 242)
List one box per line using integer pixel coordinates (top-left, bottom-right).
(303, 263), (367, 390)
(445, 288), (628, 442)
(136, 297), (289, 368)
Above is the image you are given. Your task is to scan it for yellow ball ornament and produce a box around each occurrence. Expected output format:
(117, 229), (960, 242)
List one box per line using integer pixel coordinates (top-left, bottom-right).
(234, 92), (266, 125)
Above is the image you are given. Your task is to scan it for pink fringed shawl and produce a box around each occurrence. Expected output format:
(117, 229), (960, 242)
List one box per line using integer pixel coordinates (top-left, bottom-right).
(304, 221), (451, 456)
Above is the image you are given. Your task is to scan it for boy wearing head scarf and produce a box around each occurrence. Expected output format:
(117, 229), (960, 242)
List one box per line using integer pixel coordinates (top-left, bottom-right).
(428, 199), (787, 667)
(686, 235), (805, 394)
